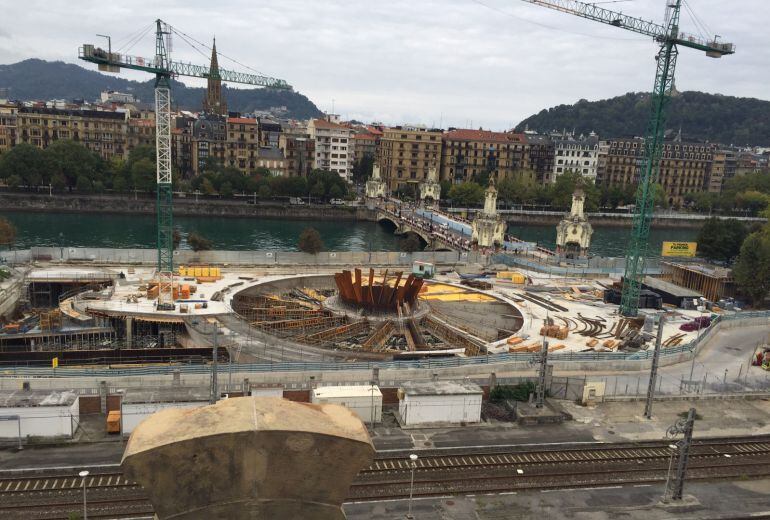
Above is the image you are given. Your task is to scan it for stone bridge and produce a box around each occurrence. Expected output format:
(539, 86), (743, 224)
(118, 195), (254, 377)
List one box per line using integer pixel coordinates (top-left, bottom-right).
(375, 208), (470, 252)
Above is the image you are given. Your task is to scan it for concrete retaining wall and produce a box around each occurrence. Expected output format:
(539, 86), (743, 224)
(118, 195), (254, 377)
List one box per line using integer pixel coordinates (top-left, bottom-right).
(22, 247), (482, 267)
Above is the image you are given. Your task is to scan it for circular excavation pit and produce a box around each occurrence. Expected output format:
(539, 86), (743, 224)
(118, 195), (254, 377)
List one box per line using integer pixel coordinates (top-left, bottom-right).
(231, 271), (523, 360)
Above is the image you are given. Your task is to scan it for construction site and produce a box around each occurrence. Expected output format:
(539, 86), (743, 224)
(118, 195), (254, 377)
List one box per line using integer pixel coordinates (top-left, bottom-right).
(0, 256), (729, 368)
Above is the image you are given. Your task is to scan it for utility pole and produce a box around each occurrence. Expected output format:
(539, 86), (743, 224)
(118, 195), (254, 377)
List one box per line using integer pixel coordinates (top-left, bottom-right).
(210, 324), (218, 404)
(644, 315), (665, 419)
(664, 407), (696, 501)
(536, 334), (549, 409)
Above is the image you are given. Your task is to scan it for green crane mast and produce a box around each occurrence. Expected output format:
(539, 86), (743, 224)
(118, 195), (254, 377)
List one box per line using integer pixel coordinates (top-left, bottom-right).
(519, 0), (734, 316)
(80, 20), (291, 308)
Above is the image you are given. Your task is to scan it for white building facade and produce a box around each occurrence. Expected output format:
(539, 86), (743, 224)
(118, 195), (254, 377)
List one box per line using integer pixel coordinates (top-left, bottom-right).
(311, 385), (383, 424)
(0, 390), (80, 439)
(308, 116), (354, 182)
(552, 133), (600, 182)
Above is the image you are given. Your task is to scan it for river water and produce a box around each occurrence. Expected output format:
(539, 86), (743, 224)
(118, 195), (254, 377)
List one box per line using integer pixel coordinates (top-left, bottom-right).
(0, 211), (698, 257)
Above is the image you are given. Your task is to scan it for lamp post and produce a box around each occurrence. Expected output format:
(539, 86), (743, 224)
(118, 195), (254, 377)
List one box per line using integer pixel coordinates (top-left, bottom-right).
(79, 470), (90, 520)
(406, 453), (418, 519)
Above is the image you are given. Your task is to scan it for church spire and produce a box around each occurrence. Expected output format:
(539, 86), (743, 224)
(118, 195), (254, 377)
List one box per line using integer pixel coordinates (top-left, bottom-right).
(202, 38), (227, 116)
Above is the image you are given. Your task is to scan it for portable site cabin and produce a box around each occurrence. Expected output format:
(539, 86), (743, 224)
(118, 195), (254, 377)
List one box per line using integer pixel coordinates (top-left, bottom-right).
(311, 385), (383, 424)
(412, 261), (435, 279)
(0, 390), (80, 439)
(398, 381), (483, 426)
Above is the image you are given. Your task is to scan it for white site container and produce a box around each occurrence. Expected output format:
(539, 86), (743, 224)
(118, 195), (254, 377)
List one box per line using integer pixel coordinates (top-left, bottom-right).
(398, 381), (483, 426)
(120, 387), (209, 435)
(250, 385), (284, 398)
(311, 385), (383, 424)
(0, 390), (80, 439)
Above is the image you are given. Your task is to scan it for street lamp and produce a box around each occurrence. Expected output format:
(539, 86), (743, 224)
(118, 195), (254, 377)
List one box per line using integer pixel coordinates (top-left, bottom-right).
(662, 444), (677, 503)
(79, 470), (90, 520)
(406, 453), (418, 519)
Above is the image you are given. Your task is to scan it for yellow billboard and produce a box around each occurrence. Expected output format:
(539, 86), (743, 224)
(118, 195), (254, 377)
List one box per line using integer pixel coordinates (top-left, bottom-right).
(661, 241), (697, 258)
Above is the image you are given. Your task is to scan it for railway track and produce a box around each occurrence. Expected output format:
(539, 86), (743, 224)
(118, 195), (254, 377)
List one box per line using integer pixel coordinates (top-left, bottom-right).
(2, 438), (770, 519)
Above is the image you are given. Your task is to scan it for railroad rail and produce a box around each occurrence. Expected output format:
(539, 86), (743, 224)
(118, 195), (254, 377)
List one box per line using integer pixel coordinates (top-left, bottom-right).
(2, 438), (770, 519)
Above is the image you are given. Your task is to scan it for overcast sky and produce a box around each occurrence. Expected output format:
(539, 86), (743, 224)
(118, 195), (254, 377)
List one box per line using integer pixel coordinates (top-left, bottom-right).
(1, 0), (767, 129)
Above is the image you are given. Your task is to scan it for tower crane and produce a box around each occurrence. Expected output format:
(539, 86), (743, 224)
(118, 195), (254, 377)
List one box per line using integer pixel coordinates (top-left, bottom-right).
(519, 0), (734, 316)
(79, 20), (291, 309)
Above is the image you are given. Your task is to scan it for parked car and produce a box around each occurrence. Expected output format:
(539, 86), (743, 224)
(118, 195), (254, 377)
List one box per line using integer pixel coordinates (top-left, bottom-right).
(289, 197), (306, 205)
(330, 198), (345, 206)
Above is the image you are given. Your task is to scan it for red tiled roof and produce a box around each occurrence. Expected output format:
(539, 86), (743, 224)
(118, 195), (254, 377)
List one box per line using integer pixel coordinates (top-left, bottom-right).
(227, 117), (257, 124)
(354, 133), (377, 140)
(444, 128), (522, 144)
(366, 126), (384, 136)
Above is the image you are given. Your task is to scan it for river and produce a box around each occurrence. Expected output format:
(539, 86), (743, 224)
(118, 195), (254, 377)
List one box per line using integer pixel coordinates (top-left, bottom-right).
(0, 211), (699, 257)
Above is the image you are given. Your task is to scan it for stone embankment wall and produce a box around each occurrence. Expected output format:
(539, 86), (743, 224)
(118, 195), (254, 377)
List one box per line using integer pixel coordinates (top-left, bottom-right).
(0, 192), (376, 221)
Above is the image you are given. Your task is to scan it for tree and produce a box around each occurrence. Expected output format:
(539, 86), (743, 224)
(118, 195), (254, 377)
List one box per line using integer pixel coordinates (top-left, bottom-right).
(0, 143), (50, 187)
(187, 232), (213, 252)
(298, 227), (323, 254)
(257, 184), (272, 199)
(45, 139), (103, 189)
(219, 181), (234, 198)
(733, 231), (770, 307)
(696, 218), (748, 265)
(130, 158), (156, 192)
(329, 184), (344, 199)
(310, 181), (326, 199)
(399, 233), (423, 252)
(0, 217), (16, 248)
(352, 153), (375, 183)
(448, 182), (485, 206)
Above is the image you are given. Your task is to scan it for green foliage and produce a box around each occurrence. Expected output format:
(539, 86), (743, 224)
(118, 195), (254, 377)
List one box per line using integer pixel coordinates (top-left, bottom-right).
(352, 153), (375, 183)
(0, 217), (16, 248)
(298, 227), (323, 254)
(696, 218), (748, 265)
(130, 158), (156, 193)
(399, 233), (424, 253)
(187, 232), (213, 252)
(448, 182), (485, 206)
(733, 230), (770, 307)
(0, 143), (51, 186)
(515, 91), (770, 147)
(489, 382), (537, 403)
(46, 139), (104, 188)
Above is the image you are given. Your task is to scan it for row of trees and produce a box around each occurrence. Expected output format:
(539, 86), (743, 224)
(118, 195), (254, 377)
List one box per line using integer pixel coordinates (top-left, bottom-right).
(0, 140), (352, 201)
(186, 159), (350, 201)
(442, 171), (661, 211)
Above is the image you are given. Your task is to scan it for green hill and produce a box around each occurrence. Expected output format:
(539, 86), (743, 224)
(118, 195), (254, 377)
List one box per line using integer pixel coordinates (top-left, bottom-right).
(515, 91), (770, 146)
(0, 59), (323, 120)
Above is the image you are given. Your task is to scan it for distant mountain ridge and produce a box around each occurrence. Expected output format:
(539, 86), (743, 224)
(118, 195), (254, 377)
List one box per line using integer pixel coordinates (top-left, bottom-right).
(515, 91), (770, 147)
(0, 59), (323, 120)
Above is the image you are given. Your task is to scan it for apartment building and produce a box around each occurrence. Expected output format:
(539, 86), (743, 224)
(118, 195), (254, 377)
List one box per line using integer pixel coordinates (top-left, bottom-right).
(352, 132), (378, 164)
(191, 114), (227, 175)
(598, 137), (715, 207)
(658, 140), (715, 206)
(597, 137), (644, 188)
(440, 129), (527, 184)
(127, 116), (155, 151)
(521, 134), (555, 183)
(225, 116), (260, 174)
(15, 106), (129, 161)
(378, 126), (443, 193)
(0, 102), (18, 157)
(552, 134), (600, 181)
(307, 117), (354, 181)
(279, 132), (315, 177)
